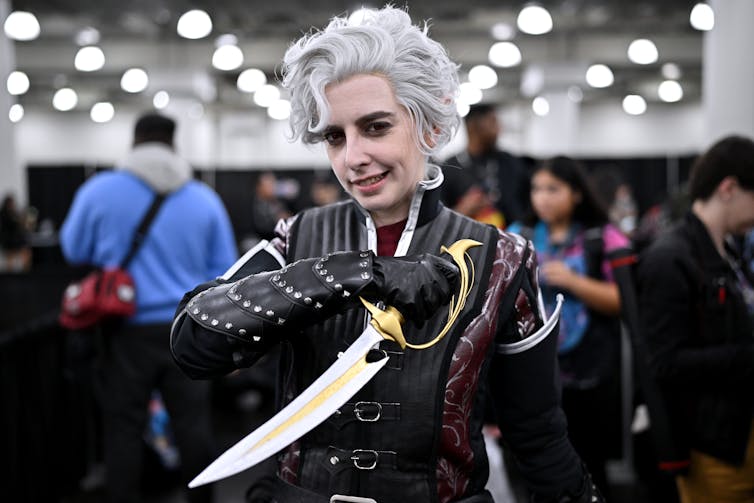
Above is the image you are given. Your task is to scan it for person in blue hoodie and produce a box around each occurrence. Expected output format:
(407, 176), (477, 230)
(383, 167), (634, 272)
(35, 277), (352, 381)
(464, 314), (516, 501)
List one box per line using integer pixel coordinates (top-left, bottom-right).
(60, 113), (237, 503)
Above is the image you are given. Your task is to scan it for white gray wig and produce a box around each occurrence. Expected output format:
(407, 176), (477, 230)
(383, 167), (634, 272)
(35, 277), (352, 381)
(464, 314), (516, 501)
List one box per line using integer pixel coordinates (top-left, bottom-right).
(281, 6), (460, 156)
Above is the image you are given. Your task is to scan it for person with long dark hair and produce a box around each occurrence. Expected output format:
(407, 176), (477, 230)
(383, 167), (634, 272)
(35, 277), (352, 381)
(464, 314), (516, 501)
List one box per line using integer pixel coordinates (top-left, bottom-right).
(509, 156), (630, 496)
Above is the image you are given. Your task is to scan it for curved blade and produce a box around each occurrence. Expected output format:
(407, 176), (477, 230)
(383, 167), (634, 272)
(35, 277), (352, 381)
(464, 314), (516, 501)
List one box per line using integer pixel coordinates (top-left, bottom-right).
(189, 325), (387, 487)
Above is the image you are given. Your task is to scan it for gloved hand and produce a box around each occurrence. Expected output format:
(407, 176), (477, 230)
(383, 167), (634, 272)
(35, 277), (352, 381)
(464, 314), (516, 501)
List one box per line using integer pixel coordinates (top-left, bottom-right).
(368, 254), (460, 324)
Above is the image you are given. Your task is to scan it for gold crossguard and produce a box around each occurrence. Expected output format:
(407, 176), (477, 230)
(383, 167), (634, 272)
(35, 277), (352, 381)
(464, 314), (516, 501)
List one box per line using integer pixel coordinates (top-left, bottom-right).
(359, 238), (482, 350)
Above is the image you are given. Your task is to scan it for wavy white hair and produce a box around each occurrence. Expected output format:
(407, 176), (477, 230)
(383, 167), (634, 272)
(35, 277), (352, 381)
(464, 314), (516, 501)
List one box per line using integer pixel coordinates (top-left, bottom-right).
(281, 6), (460, 157)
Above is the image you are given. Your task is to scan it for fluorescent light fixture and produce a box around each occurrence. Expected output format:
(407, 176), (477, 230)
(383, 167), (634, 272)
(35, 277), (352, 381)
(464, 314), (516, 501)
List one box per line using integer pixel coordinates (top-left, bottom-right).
(7, 71), (30, 95)
(623, 95), (647, 115)
(585, 64), (614, 88)
(658, 80), (683, 102)
(75, 46), (106, 72)
(517, 5), (553, 35)
(237, 68), (267, 93)
(253, 84), (280, 107)
(91, 102), (115, 123)
(488, 41), (522, 68)
(153, 91), (170, 109)
(4, 11), (40, 41)
(267, 99), (292, 120)
(9, 104), (24, 123)
(458, 82), (483, 105)
(177, 10), (212, 39)
(532, 96), (550, 116)
(53, 88), (78, 111)
(468, 65), (498, 90)
(627, 38), (658, 65)
(121, 68), (149, 93)
(212, 44), (244, 71)
(690, 3), (714, 31)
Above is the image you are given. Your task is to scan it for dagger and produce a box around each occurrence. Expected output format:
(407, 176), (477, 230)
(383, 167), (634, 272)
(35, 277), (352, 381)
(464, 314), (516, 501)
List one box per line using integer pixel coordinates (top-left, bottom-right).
(188, 239), (481, 488)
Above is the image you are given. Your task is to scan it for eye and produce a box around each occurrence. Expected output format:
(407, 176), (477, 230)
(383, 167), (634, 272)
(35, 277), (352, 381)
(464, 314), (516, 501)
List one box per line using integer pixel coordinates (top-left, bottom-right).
(323, 130), (344, 146)
(366, 121), (391, 135)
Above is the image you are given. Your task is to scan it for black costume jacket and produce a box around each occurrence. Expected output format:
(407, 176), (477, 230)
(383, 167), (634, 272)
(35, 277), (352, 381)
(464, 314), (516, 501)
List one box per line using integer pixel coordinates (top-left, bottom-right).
(172, 167), (588, 502)
(638, 211), (754, 466)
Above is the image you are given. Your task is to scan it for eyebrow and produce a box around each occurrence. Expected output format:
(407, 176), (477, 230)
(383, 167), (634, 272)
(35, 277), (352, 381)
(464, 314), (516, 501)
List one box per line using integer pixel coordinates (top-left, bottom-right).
(323, 110), (395, 134)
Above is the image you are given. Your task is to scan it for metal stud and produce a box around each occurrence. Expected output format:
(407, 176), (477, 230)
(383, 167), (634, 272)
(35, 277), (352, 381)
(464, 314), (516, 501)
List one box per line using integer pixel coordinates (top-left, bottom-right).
(315, 302), (323, 309)
(319, 269), (327, 276)
(361, 272), (370, 280)
(234, 294), (242, 301)
(360, 252), (369, 258)
(294, 291), (302, 299)
(330, 456), (339, 465)
(238, 328), (247, 336)
(253, 335), (261, 342)
(334, 283), (342, 291)
(243, 300), (251, 308)
(315, 262), (323, 270)
(278, 280), (286, 287)
(253, 305), (262, 313)
(342, 291), (350, 298)
(273, 274), (281, 282)
(277, 318), (286, 325)
(360, 261), (369, 268)
(200, 313), (209, 321)
(192, 308), (200, 315)
(285, 286), (294, 294)
(211, 319), (219, 326)
(304, 297), (313, 305)
(325, 275), (334, 283)
(225, 322), (233, 329)
(266, 310), (274, 317)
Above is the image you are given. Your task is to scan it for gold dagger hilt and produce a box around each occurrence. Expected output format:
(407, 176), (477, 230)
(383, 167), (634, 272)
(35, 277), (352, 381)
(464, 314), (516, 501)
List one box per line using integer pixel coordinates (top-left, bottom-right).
(359, 238), (482, 350)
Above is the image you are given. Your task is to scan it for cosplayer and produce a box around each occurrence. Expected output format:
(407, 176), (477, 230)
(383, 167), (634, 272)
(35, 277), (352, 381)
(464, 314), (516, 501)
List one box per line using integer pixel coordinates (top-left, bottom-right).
(171, 7), (602, 503)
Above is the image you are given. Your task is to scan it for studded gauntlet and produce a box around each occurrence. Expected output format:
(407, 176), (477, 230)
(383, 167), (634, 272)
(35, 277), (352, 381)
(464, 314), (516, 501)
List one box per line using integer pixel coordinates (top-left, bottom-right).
(186, 250), (377, 346)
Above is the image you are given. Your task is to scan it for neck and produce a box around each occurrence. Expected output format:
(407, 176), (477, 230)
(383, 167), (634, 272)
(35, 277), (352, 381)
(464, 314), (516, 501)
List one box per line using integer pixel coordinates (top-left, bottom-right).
(466, 138), (489, 157)
(692, 199), (728, 258)
(547, 219), (571, 242)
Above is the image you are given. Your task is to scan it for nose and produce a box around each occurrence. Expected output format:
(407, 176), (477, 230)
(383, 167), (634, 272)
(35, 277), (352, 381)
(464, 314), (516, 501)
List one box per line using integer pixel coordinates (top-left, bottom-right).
(344, 133), (370, 170)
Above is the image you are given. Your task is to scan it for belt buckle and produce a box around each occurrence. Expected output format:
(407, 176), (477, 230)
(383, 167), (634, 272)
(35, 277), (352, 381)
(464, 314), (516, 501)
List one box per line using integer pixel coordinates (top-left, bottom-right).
(353, 401), (382, 422)
(330, 496), (377, 503)
(350, 449), (378, 470)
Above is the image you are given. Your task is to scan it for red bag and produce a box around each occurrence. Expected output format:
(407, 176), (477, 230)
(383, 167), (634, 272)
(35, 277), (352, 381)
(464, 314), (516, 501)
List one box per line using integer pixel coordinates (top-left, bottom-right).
(59, 267), (137, 330)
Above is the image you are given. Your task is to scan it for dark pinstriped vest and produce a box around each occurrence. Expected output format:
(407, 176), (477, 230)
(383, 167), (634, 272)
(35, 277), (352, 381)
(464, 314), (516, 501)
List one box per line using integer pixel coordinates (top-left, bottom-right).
(275, 188), (524, 503)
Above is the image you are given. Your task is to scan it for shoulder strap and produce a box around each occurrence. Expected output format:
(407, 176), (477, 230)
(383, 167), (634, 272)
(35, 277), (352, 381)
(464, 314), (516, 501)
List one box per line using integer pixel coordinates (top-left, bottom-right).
(120, 193), (167, 268)
(583, 226), (605, 279)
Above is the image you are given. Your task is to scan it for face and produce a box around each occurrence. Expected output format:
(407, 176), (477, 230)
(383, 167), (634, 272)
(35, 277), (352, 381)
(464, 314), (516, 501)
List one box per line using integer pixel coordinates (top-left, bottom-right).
(725, 184), (754, 235)
(322, 74), (426, 227)
(530, 169), (580, 225)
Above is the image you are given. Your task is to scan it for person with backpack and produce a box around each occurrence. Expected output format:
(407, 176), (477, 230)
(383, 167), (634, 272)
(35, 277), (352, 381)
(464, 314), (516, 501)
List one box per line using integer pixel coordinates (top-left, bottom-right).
(508, 156), (630, 496)
(636, 135), (754, 503)
(60, 113), (238, 503)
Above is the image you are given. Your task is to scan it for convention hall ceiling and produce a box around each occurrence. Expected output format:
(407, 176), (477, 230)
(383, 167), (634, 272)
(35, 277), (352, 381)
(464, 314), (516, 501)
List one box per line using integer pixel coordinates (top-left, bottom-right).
(7, 0), (705, 113)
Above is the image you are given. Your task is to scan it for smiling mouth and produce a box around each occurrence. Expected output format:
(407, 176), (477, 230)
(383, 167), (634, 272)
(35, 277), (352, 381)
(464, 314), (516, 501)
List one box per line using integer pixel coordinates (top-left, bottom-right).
(354, 173), (387, 187)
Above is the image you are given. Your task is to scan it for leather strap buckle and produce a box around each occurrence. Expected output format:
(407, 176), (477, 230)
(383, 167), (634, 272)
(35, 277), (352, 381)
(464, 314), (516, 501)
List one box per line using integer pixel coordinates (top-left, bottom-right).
(350, 449), (379, 470)
(353, 401), (382, 422)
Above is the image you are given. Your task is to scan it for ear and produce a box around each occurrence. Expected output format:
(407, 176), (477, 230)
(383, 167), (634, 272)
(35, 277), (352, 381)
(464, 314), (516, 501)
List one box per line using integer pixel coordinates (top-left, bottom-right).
(717, 176), (738, 201)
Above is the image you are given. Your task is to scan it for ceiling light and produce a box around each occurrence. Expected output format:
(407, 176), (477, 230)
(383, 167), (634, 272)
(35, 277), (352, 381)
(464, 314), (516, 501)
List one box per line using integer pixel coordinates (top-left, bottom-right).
(488, 41), (522, 68)
(9, 104), (24, 123)
(7, 71), (30, 95)
(690, 3), (714, 31)
(567, 86), (583, 103)
(623, 95), (647, 115)
(658, 80), (683, 102)
(53, 88), (78, 111)
(177, 10), (213, 39)
(585, 64), (614, 88)
(3, 11), (40, 41)
(661, 62), (682, 80)
(212, 45), (244, 71)
(268, 99), (292, 120)
(237, 68), (267, 93)
(517, 5), (553, 35)
(153, 91), (170, 109)
(456, 101), (470, 117)
(75, 46), (106, 72)
(120, 68), (149, 93)
(458, 82), (483, 105)
(627, 39), (658, 65)
(253, 84), (280, 107)
(468, 65), (498, 90)
(75, 27), (100, 46)
(490, 22), (515, 41)
(532, 96), (549, 116)
(90, 102), (115, 123)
